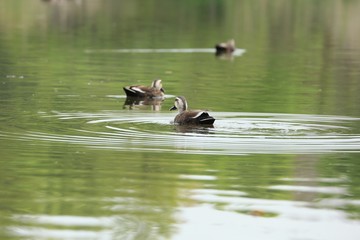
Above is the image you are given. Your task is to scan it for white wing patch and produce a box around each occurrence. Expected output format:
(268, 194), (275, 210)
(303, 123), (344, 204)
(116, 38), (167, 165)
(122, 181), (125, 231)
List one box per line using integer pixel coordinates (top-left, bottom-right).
(130, 87), (145, 93)
(191, 111), (207, 118)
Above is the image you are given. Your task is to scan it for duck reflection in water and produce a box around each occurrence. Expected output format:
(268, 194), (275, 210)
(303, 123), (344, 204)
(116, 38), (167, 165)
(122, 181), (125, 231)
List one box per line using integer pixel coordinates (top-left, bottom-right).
(123, 79), (165, 111)
(215, 39), (236, 60)
(173, 124), (214, 134)
(123, 97), (164, 111)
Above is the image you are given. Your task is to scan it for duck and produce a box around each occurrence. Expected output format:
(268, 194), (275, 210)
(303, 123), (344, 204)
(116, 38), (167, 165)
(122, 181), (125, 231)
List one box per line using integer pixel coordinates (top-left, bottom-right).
(170, 96), (215, 125)
(215, 39), (235, 54)
(123, 79), (165, 98)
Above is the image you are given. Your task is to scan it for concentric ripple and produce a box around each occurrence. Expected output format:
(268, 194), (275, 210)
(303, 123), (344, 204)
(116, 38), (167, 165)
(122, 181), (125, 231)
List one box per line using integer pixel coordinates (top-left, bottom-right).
(3, 111), (360, 155)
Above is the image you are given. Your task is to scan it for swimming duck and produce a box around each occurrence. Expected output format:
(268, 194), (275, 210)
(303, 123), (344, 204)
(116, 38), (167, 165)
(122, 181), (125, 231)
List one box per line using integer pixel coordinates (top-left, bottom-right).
(215, 39), (235, 54)
(123, 79), (165, 98)
(170, 96), (215, 125)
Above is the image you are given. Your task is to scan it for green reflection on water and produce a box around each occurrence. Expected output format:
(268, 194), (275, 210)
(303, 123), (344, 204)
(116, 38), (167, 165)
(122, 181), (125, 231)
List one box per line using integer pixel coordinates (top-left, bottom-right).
(1, 137), (359, 238)
(1, 0), (359, 115)
(0, 0), (360, 239)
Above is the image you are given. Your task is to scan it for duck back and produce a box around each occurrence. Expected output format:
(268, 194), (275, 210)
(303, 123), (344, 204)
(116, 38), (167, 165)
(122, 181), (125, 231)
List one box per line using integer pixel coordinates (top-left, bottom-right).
(175, 111), (215, 125)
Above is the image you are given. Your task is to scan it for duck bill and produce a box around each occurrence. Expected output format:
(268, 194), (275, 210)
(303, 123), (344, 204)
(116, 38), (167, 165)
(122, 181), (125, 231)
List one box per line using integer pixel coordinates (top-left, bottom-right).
(169, 105), (177, 111)
(161, 88), (165, 93)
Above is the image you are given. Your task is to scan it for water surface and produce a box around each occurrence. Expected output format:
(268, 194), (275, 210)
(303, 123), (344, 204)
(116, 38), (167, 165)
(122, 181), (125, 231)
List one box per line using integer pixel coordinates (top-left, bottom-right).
(0, 0), (360, 239)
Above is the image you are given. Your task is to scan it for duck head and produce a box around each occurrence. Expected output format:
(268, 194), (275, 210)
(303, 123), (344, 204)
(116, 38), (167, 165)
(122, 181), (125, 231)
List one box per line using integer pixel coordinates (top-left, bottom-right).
(170, 96), (188, 112)
(151, 79), (165, 93)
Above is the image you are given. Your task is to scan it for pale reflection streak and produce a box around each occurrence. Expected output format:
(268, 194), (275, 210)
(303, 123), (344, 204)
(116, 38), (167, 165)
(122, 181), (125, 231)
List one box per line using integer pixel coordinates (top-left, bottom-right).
(9, 227), (112, 239)
(174, 183), (360, 240)
(268, 185), (347, 194)
(175, 200), (360, 240)
(84, 48), (246, 57)
(9, 214), (149, 240)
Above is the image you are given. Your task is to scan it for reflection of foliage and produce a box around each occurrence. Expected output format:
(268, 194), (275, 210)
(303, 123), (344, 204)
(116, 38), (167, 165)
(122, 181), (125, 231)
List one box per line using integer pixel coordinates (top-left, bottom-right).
(0, 0), (359, 115)
(341, 205), (360, 220)
(0, 143), (180, 238)
(318, 154), (360, 219)
(318, 154), (360, 196)
(205, 154), (293, 199)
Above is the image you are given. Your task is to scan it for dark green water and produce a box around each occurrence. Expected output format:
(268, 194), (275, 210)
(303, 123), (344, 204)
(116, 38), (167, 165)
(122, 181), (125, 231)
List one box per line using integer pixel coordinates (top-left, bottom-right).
(1, 0), (360, 239)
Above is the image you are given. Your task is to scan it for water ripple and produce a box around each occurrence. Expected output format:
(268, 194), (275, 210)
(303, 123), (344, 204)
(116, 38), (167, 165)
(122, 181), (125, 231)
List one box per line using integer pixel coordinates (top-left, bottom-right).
(2, 111), (359, 155)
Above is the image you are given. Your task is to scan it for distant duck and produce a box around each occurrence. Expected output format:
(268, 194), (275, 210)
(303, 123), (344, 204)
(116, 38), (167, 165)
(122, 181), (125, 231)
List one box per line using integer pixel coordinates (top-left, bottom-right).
(215, 39), (235, 54)
(123, 79), (165, 98)
(170, 96), (215, 125)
